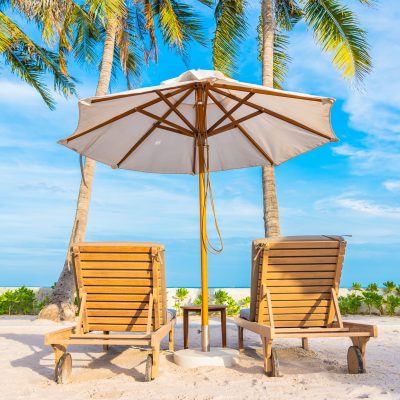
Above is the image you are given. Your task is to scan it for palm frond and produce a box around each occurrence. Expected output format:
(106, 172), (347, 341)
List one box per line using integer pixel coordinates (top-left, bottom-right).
(115, 10), (142, 89)
(0, 11), (76, 108)
(302, 0), (371, 81)
(152, 0), (205, 59)
(212, 0), (247, 76)
(275, 0), (302, 31)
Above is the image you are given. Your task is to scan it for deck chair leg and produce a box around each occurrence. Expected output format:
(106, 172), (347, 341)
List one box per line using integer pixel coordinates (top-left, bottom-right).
(103, 331), (109, 351)
(302, 338), (309, 350)
(348, 337), (370, 373)
(151, 342), (160, 380)
(261, 337), (273, 375)
(52, 344), (67, 365)
(238, 327), (244, 353)
(168, 324), (174, 352)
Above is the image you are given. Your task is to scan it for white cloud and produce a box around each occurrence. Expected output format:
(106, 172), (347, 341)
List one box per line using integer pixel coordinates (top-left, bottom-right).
(383, 180), (400, 192)
(315, 194), (400, 219)
(332, 144), (400, 174)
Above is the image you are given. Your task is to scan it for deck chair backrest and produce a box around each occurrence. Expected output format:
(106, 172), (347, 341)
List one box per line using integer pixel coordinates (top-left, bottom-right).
(72, 243), (167, 333)
(249, 236), (346, 328)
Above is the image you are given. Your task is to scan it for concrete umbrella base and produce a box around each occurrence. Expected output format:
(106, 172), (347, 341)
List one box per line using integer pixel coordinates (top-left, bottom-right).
(173, 348), (240, 368)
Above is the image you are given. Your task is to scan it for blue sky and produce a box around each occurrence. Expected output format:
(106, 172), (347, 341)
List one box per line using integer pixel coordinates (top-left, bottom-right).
(0, 1), (399, 288)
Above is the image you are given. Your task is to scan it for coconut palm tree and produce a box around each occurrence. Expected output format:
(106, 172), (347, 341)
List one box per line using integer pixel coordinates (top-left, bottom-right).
(0, 1), (76, 109)
(39, 0), (208, 321)
(212, 0), (373, 237)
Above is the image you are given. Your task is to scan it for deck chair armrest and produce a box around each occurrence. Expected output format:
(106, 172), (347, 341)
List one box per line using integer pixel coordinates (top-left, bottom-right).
(233, 317), (272, 339)
(151, 319), (175, 344)
(342, 321), (378, 337)
(44, 325), (76, 345)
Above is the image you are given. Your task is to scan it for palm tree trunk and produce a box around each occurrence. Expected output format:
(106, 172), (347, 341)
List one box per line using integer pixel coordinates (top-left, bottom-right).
(39, 22), (117, 321)
(261, 0), (280, 237)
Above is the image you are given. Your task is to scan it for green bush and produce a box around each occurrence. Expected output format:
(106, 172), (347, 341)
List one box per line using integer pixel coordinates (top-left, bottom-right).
(384, 295), (400, 316)
(213, 289), (240, 316)
(0, 287), (37, 315)
(351, 282), (363, 292)
(362, 291), (384, 315)
(214, 289), (229, 305)
(173, 288), (189, 315)
(339, 293), (363, 315)
(240, 296), (251, 308)
(366, 283), (379, 293)
(383, 281), (397, 294)
(193, 294), (202, 305)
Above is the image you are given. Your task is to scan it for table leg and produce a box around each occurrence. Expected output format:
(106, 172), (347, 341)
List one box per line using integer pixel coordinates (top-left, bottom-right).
(183, 310), (189, 349)
(221, 308), (227, 348)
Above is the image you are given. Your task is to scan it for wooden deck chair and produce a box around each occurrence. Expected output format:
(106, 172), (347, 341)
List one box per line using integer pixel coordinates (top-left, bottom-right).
(234, 236), (377, 377)
(45, 243), (176, 383)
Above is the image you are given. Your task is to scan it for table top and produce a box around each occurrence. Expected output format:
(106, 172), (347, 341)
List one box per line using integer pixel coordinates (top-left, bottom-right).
(181, 304), (227, 311)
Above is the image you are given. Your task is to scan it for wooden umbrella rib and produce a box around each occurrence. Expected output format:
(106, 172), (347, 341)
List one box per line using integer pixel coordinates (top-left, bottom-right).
(116, 89), (193, 167)
(210, 87), (333, 141)
(207, 91), (274, 165)
(212, 83), (326, 102)
(91, 83), (194, 103)
(156, 90), (196, 132)
(207, 92), (254, 133)
(157, 125), (193, 137)
(136, 109), (193, 136)
(208, 110), (262, 136)
(66, 86), (189, 143)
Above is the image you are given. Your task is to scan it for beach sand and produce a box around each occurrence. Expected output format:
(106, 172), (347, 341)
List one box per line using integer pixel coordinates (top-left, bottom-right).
(0, 315), (399, 400)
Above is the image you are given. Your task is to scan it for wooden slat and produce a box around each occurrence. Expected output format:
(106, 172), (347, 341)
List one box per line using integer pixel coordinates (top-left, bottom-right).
(81, 270), (151, 278)
(86, 302), (153, 309)
(267, 271), (335, 279)
(265, 279), (334, 287)
(268, 249), (338, 257)
(268, 286), (332, 294)
(86, 294), (150, 302)
(272, 300), (329, 312)
(85, 286), (151, 294)
(80, 262), (152, 270)
(267, 264), (336, 272)
(268, 241), (339, 249)
(268, 257), (338, 265)
(270, 293), (330, 301)
(82, 278), (152, 286)
(87, 309), (149, 317)
(79, 245), (153, 253)
(88, 324), (150, 332)
(271, 320), (327, 328)
(79, 253), (152, 261)
(261, 313), (327, 321)
(265, 306), (329, 314)
(88, 317), (151, 324)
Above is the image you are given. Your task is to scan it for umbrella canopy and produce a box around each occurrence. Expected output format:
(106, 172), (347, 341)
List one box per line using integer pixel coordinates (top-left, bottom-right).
(60, 69), (337, 174)
(59, 69), (338, 353)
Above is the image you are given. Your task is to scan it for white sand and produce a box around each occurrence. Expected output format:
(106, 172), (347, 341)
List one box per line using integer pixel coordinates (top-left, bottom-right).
(0, 315), (399, 400)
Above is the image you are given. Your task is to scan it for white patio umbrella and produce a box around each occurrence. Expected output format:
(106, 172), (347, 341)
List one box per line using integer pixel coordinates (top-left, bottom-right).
(59, 69), (338, 353)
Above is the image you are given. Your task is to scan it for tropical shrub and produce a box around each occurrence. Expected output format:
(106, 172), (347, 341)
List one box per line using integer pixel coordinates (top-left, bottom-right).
(240, 296), (251, 308)
(173, 288), (190, 315)
(0, 287), (36, 315)
(214, 289), (229, 305)
(384, 295), (400, 316)
(339, 293), (363, 315)
(362, 291), (383, 315)
(383, 281), (397, 294)
(193, 294), (202, 305)
(351, 282), (363, 292)
(366, 283), (379, 293)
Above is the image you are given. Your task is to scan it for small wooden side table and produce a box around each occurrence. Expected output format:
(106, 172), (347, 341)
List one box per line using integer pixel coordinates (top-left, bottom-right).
(181, 304), (227, 349)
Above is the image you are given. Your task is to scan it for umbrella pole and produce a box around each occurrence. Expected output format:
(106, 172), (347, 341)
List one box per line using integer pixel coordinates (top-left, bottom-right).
(196, 84), (210, 352)
(198, 142), (209, 352)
